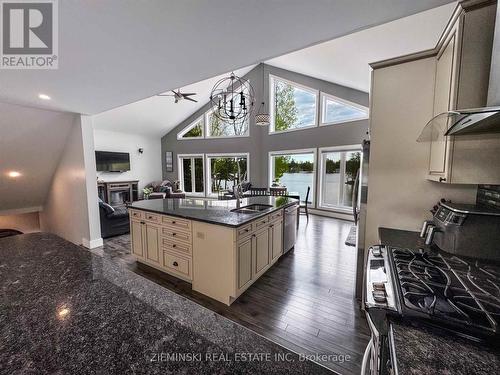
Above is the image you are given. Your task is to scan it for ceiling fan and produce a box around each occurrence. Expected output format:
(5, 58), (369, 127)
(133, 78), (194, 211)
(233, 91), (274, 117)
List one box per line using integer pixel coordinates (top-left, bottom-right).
(157, 89), (197, 103)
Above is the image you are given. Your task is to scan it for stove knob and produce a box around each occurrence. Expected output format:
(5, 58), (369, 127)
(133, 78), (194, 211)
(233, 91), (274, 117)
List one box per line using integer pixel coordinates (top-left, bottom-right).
(371, 246), (382, 257)
(372, 290), (387, 303)
(373, 282), (386, 292)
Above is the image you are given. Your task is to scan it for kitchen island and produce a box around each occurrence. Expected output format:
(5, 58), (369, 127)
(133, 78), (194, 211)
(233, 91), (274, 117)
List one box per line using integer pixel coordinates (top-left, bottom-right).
(128, 196), (298, 305)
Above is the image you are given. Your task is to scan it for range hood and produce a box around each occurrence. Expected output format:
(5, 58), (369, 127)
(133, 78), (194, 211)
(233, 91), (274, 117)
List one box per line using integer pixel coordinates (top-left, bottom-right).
(417, 107), (500, 141)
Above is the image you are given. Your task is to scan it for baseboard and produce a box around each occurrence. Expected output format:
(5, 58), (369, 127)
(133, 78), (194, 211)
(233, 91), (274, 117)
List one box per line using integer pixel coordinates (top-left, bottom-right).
(82, 237), (103, 249)
(308, 208), (354, 222)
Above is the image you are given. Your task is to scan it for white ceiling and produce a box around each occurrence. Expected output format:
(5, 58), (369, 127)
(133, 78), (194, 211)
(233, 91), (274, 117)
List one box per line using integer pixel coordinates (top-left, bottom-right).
(267, 2), (456, 93)
(0, 102), (75, 213)
(0, 0), (454, 115)
(92, 66), (255, 136)
(93, 3), (456, 137)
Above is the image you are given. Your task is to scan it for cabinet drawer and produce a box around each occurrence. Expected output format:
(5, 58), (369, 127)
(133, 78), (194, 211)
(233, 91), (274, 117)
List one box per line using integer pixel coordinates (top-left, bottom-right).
(163, 251), (192, 279)
(162, 227), (192, 243)
(237, 223), (253, 240)
(253, 216), (269, 231)
(144, 212), (161, 223)
(129, 209), (143, 220)
(162, 216), (191, 231)
(269, 209), (283, 222)
(162, 238), (192, 255)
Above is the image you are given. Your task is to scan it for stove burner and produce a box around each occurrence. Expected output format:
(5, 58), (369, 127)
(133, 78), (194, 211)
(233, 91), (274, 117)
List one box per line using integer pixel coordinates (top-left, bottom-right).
(390, 247), (500, 335)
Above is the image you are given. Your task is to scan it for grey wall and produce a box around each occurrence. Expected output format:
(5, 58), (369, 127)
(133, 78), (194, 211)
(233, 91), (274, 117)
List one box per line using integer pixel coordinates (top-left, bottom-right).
(488, 2), (500, 106)
(161, 64), (369, 188)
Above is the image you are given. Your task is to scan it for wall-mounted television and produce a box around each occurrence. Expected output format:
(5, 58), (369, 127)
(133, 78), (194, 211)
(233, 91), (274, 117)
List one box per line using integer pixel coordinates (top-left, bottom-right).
(95, 151), (130, 172)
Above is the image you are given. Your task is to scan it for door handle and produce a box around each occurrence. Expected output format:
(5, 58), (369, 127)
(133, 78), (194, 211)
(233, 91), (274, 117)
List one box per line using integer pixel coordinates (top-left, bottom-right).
(173, 261), (178, 267)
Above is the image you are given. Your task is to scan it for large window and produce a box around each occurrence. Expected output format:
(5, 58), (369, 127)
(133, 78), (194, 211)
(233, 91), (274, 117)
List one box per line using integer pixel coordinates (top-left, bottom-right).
(269, 149), (316, 204)
(177, 117), (204, 140)
(206, 153), (249, 196)
(321, 93), (368, 125)
(206, 109), (249, 138)
(178, 154), (204, 196)
(319, 147), (361, 211)
(270, 75), (318, 134)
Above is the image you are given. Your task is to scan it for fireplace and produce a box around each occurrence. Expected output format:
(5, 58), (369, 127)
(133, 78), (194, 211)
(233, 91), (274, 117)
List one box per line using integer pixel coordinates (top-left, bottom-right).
(98, 181), (139, 207)
(109, 188), (130, 207)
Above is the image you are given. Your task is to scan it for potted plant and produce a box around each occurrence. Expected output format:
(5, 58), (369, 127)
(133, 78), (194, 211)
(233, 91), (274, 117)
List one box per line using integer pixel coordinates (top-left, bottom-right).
(143, 187), (153, 199)
(271, 178), (280, 187)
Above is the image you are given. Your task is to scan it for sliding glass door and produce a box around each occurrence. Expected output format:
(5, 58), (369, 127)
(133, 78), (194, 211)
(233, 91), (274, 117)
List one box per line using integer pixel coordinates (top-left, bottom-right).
(178, 155), (204, 196)
(206, 153), (249, 196)
(319, 148), (361, 211)
(269, 149), (316, 204)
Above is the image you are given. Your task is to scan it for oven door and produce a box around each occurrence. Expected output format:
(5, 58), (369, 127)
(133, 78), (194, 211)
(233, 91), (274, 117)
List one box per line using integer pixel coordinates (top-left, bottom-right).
(362, 311), (394, 375)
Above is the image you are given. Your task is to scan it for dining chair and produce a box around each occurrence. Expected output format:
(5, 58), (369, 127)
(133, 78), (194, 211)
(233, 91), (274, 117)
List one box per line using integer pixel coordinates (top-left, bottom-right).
(299, 186), (310, 220)
(270, 187), (287, 196)
(249, 187), (268, 196)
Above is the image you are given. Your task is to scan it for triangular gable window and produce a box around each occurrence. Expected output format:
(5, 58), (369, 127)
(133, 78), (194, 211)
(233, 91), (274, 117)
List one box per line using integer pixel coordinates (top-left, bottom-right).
(321, 93), (368, 125)
(177, 116), (204, 139)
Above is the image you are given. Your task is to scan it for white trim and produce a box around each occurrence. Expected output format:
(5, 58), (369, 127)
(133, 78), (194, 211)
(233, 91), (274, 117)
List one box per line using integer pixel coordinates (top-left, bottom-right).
(308, 208), (354, 222)
(269, 74), (319, 135)
(268, 148), (317, 207)
(177, 116), (205, 140)
(205, 109), (250, 139)
(0, 206), (43, 215)
(177, 153), (205, 197)
(82, 237), (104, 249)
(317, 146), (362, 212)
(320, 92), (369, 126)
(206, 152), (250, 197)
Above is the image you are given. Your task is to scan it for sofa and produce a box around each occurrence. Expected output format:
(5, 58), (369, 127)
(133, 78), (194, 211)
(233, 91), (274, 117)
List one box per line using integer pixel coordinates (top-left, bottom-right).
(144, 180), (186, 199)
(98, 199), (130, 238)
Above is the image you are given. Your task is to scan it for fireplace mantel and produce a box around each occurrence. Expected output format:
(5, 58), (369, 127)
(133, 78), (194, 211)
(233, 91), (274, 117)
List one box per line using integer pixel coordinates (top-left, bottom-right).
(97, 180), (139, 207)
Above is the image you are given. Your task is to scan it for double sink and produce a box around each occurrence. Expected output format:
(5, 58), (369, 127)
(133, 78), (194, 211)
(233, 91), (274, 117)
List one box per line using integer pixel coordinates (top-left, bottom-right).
(231, 204), (273, 214)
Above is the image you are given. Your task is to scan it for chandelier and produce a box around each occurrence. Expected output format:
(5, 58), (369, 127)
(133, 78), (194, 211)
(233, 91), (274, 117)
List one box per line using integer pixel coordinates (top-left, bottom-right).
(209, 73), (255, 125)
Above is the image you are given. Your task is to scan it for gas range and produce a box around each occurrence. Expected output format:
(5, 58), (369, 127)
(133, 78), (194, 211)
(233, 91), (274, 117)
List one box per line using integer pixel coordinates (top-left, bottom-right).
(389, 247), (500, 339)
(363, 244), (500, 374)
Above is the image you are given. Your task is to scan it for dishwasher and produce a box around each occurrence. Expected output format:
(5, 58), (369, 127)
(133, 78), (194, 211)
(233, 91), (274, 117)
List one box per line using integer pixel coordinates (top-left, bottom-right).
(283, 204), (298, 253)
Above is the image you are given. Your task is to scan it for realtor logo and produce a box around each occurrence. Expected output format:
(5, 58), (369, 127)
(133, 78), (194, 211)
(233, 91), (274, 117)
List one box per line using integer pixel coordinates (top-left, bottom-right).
(0, 0), (58, 69)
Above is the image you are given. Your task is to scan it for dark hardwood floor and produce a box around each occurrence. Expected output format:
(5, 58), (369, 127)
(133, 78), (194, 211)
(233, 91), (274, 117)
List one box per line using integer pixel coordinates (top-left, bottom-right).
(99, 215), (369, 374)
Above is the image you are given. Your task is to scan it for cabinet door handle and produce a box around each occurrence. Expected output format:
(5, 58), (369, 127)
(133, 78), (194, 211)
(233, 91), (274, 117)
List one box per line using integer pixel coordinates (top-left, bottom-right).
(173, 261), (178, 267)
(245, 228), (249, 232)
(252, 234), (256, 238)
(172, 244), (176, 248)
(140, 221), (145, 225)
(269, 225), (274, 228)
(172, 221), (176, 224)
(439, 177), (446, 182)
(172, 233), (176, 236)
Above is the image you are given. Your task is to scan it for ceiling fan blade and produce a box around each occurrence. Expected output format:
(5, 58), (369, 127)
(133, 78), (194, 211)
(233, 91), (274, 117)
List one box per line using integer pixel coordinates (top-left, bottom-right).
(184, 96), (198, 103)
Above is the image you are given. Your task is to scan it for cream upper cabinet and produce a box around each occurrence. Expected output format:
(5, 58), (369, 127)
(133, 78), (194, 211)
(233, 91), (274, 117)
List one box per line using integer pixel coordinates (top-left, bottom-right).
(428, 26), (458, 180)
(426, 2), (500, 184)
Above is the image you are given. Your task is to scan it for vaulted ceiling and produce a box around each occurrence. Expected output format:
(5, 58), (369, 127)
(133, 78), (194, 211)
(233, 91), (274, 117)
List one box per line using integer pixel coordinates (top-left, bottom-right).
(0, 0), (454, 115)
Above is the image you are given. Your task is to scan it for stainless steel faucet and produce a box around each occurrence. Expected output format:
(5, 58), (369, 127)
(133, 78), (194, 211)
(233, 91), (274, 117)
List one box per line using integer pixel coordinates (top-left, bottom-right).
(234, 182), (242, 209)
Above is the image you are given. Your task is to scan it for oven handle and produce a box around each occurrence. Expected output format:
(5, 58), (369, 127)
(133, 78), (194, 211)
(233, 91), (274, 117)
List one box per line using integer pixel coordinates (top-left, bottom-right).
(361, 337), (373, 375)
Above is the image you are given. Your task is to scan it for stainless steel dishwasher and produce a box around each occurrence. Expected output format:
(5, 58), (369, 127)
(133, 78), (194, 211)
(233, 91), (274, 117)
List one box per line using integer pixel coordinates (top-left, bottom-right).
(283, 204), (298, 253)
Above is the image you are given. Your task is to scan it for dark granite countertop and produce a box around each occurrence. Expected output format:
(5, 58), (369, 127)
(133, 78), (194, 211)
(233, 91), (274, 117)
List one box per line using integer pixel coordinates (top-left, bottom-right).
(379, 227), (500, 374)
(390, 318), (500, 375)
(130, 196), (298, 227)
(0, 233), (333, 374)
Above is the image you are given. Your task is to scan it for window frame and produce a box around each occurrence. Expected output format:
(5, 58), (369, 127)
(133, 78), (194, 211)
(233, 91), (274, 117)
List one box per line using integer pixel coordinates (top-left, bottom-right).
(269, 74), (319, 135)
(177, 153), (205, 197)
(268, 148), (317, 206)
(204, 108), (250, 139)
(320, 92), (369, 127)
(177, 116), (205, 140)
(317, 145), (362, 212)
(205, 152), (250, 197)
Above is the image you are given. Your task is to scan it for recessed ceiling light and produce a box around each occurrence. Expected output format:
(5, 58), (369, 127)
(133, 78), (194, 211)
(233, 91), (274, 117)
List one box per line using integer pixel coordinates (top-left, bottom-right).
(38, 93), (51, 100)
(7, 171), (21, 178)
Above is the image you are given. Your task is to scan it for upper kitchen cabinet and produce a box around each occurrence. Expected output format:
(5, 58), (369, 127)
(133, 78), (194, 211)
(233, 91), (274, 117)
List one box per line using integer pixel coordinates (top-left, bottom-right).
(427, 0), (500, 184)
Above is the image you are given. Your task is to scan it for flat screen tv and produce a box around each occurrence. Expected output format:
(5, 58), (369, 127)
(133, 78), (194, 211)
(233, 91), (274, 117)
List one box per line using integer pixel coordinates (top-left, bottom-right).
(95, 151), (130, 172)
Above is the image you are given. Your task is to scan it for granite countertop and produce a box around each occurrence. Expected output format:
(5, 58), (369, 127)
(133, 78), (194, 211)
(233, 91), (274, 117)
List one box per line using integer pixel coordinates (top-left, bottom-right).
(390, 318), (500, 375)
(130, 196), (298, 227)
(379, 227), (500, 374)
(0, 233), (333, 374)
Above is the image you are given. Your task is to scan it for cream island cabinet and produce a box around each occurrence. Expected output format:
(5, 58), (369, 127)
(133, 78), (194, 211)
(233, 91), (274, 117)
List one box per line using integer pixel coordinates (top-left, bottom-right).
(128, 197), (295, 305)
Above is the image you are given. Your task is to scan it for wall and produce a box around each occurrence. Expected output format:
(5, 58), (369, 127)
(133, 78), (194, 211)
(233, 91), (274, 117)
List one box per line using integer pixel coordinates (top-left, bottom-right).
(365, 57), (477, 247)
(161, 64), (369, 189)
(0, 101), (75, 214)
(40, 115), (102, 248)
(94, 129), (162, 194)
(0, 212), (40, 233)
